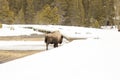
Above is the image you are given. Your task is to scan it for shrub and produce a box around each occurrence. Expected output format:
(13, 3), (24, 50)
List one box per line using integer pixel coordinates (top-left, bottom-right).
(90, 18), (100, 28)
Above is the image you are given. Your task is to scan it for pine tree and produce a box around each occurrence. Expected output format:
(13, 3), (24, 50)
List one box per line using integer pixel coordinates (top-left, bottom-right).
(25, 0), (35, 24)
(82, 0), (91, 26)
(55, 0), (85, 26)
(33, 0), (54, 12)
(14, 8), (25, 24)
(114, 0), (120, 30)
(0, 0), (115, 26)
(68, 0), (85, 26)
(54, 0), (70, 25)
(51, 7), (61, 24)
(0, 0), (14, 24)
(34, 5), (51, 24)
(7, 0), (22, 16)
(34, 4), (61, 25)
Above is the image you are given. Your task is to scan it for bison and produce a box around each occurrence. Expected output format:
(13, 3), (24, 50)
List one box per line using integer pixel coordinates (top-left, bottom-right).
(44, 31), (63, 50)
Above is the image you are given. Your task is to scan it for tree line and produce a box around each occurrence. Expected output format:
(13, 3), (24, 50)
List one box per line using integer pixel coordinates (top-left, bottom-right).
(0, 0), (115, 28)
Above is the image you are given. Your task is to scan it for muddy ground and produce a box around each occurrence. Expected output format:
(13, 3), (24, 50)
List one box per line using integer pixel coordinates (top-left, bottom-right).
(0, 34), (45, 63)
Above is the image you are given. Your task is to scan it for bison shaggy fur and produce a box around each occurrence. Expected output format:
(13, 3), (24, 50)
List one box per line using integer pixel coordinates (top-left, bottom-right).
(45, 31), (63, 50)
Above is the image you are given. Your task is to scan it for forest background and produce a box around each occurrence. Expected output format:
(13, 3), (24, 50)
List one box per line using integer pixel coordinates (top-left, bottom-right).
(0, 0), (116, 28)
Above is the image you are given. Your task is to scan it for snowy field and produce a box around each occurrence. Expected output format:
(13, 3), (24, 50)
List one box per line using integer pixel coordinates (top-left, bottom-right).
(0, 24), (120, 80)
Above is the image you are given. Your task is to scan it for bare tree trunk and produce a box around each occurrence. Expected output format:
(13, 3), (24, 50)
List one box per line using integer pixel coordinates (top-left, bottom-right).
(114, 0), (120, 30)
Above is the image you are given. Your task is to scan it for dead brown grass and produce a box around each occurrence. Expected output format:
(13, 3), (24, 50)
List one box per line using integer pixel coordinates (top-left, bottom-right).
(0, 50), (41, 63)
(0, 36), (44, 41)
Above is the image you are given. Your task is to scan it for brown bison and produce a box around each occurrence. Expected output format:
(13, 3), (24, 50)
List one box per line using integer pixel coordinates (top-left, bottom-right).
(45, 31), (63, 50)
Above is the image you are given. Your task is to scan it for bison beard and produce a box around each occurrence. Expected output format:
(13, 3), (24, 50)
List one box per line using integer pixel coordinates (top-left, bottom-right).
(44, 31), (63, 50)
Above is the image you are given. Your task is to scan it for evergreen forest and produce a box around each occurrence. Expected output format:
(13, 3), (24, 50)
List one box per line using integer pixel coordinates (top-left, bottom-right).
(0, 0), (116, 28)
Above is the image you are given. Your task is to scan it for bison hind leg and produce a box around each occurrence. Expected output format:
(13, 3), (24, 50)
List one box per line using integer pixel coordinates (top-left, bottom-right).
(54, 43), (58, 48)
(46, 43), (49, 50)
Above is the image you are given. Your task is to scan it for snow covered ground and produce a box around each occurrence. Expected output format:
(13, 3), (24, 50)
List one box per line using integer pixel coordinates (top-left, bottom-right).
(0, 26), (43, 36)
(0, 25), (120, 80)
(0, 25), (68, 50)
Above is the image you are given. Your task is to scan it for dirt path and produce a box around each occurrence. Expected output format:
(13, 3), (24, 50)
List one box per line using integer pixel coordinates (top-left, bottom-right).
(0, 35), (45, 63)
(0, 50), (41, 64)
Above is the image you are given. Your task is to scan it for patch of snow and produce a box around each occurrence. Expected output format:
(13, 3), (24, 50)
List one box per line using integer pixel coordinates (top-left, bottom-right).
(0, 38), (120, 80)
(0, 41), (45, 50)
(0, 27), (43, 36)
(0, 38), (67, 50)
(0, 24), (120, 80)
(1, 24), (119, 39)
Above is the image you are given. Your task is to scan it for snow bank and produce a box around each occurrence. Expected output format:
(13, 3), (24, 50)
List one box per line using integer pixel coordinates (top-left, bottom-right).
(0, 38), (120, 80)
(0, 24), (120, 80)
(0, 26), (43, 36)
(1, 24), (119, 39)
(32, 25), (119, 39)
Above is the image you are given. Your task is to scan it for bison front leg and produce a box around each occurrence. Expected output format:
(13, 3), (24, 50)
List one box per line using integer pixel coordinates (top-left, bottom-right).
(54, 43), (58, 48)
(46, 43), (49, 50)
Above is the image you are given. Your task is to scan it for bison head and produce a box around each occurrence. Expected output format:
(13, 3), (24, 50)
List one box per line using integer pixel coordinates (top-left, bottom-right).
(44, 31), (63, 50)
